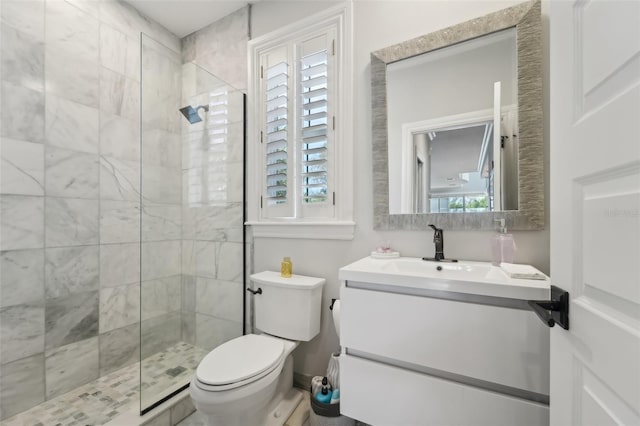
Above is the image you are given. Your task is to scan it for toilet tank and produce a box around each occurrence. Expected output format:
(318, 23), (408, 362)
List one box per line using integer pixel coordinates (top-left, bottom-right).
(250, 271), (326, 341)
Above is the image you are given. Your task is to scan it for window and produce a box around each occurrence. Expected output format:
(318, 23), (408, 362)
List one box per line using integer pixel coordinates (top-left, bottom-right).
(247, 5), (354, 240)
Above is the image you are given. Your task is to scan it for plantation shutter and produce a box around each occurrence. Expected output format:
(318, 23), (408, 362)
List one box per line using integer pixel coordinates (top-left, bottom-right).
(261, 46), (293, 218)
(298, 32), (335, 218)
(259, 30), (336, 220)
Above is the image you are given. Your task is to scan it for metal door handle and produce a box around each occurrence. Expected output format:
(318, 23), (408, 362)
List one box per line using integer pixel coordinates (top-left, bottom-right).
(527, 285), (569, 330)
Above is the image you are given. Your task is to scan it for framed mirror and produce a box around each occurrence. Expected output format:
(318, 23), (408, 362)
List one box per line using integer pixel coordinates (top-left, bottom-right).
(372, 0), (543, 230)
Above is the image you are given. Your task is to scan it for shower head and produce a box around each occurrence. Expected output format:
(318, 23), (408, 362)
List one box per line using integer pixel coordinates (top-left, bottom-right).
(179, 105), (209, 124)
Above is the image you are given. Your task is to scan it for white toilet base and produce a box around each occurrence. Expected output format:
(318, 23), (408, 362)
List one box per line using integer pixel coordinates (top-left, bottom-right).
(192, 342), (301, 426)
(265, 387), (304, 426)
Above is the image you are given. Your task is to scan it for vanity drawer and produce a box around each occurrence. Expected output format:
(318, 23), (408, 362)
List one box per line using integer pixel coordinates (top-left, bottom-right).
(340, 354), (549, 426)
(341, 285), (549, 395)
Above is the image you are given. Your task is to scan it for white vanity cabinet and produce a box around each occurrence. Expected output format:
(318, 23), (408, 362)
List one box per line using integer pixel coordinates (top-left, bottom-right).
(338, 257), (551, 426)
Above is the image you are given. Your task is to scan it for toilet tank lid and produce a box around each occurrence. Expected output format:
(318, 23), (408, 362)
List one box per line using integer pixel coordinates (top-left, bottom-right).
(250, 271), (326, 289)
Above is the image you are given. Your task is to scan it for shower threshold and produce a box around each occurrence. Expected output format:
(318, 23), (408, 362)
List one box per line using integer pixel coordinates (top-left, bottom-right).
(0, 342), (207, 426)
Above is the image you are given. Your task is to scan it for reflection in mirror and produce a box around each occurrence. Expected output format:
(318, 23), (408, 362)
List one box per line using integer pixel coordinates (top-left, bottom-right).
(387, 28), (519, 214)
(371, 0), (543, 230)
(414, 122), (493, 213)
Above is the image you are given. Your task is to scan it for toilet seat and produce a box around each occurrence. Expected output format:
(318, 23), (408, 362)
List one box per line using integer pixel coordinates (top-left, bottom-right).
(195, 334), (285, 391)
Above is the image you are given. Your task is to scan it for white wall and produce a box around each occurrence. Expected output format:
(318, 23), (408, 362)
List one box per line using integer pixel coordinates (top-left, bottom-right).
(250, 0), (550, 378)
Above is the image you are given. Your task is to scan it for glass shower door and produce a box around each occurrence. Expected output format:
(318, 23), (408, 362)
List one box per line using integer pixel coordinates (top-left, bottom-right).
(139, 33), (245, 413)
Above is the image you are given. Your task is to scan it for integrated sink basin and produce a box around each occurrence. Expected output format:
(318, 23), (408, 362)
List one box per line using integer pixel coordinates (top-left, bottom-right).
(380, 258), (496, 281)
(339, 256), (549, 300)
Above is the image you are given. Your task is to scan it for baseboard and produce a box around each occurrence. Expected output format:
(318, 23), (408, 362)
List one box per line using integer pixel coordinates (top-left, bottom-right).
(293, 372), (314, 392)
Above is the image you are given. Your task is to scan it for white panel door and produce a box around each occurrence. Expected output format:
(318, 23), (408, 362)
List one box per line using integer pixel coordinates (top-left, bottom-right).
(550, 1), (640, 425)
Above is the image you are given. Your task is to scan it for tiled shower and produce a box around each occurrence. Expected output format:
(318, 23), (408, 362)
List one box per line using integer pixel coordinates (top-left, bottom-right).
(0, 0), (247, 423)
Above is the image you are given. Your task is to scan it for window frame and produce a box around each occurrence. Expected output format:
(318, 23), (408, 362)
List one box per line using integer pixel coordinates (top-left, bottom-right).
(247, 4), (354, 240)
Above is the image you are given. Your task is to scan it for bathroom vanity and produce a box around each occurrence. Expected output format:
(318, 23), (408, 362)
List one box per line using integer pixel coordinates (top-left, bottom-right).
(338, 257), (551, 426)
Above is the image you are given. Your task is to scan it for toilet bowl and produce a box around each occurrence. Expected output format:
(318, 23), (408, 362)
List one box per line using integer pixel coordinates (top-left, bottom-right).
(190, 334), (299, 426)
(190, 271), (326, 426)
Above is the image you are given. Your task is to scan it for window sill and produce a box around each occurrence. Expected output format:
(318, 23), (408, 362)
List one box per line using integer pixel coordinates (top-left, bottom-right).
(246, 221), (356, 240)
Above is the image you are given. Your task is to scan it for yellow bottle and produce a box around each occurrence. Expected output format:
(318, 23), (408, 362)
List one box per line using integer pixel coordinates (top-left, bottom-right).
(281, 257), (292, 278)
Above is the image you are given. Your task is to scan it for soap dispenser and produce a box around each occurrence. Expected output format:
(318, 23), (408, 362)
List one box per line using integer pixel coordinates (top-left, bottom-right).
(491, 219), (515, 266)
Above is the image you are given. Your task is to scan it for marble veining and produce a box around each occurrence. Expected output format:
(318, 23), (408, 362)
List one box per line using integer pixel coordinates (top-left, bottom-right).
(141, 164), (182, 205)
(143, 128), (181, 169)
(45, 46), (100, 108)
(216, 241), (243, 282)
(100, 200), (141, 244)
(100, 67), (139, 120)
(45, 147), (99, 199)
(191, 7), (249, 91)
(0, 302), (45, 364)
(0, 195), (44, 251)
(182, 204), (243, 242)
(45, 197), (99, 247)
(99, 283), (140, 333)
(141, 276), (182, 321)
(99, 243), (140, 288)
(0, 81), (45, 143)
(181, 276), (196, 313)
(141, 203), (182, 242)
(99, 113), (140, 161)
(99, 323), (139, 376)
(100, 0), (180, 54)
(142, 46), (181, 101)
(0, 249), (44, 308)
(100, 156), (141, 202)
(190, 241), (216, 278)
(45, 336), (99, 399)
(195, 313), (241, 352)
(45, 0), (99, 62)
(0, 138), (45, 196)
(195, 278), (242, 323)
(45, 290), (99, 350)
(45, 245), (100, 298)
(0, 23), (45, 92)
(0, 0), (45, 41)
(141, 240), (181, 281)
(225, 161), (243, 203)
(141, 312), (181, 359)
(45, 94), (100, 154)
(64, 0), (100, 20)
(100, 24), (139, 82)
(0, 354), (45, 421)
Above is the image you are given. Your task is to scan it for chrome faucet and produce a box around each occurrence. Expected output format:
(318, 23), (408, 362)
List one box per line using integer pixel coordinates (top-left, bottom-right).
(422, 224), (458, 263)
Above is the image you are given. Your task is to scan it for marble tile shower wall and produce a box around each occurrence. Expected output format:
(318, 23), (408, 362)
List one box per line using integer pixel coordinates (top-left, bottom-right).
(180, 6), (249, 352)
(140, 36), (183, 362)
(0, 0), (180, 420)
(179, 69), (245, 352)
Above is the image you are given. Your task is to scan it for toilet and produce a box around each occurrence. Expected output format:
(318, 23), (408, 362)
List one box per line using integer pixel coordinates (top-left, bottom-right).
(190, 271), (326, 426)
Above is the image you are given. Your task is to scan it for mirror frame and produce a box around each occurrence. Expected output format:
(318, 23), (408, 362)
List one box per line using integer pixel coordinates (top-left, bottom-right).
(372, 0), (543, 231)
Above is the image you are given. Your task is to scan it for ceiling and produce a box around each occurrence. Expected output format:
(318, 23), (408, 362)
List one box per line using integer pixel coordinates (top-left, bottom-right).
(123, 0), (251, 38)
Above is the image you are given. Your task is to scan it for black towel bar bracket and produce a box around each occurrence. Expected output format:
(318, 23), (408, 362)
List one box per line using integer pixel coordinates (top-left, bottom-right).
(527, 285), (569, 330)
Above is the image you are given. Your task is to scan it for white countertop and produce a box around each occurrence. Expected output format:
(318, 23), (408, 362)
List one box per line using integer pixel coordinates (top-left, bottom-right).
(338, 256), (550, 300)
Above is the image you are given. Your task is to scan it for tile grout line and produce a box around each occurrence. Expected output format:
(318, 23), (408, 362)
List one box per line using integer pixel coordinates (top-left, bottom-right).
(42, 0), (48, 405)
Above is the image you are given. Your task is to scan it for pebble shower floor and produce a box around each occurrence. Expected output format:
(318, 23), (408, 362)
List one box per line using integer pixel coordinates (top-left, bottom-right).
(1, 343), (207, 426)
